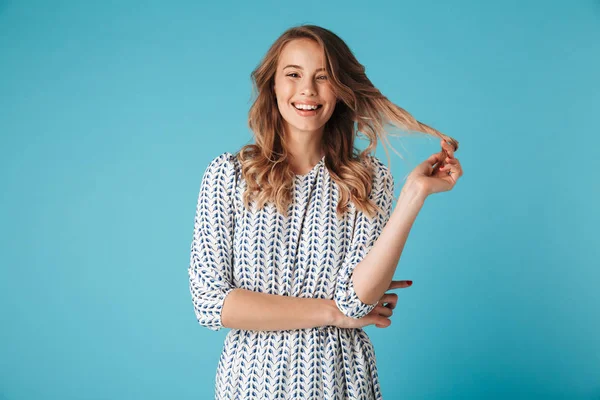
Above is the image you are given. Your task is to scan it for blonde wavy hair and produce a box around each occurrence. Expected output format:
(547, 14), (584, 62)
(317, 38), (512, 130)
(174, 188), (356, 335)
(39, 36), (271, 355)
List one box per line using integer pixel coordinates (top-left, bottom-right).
(235, 24), (459, 219)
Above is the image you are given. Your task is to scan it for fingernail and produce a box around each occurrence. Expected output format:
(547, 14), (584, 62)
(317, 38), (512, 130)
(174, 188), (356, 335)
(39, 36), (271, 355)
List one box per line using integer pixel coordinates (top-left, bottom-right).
(407, 280), (413, 285)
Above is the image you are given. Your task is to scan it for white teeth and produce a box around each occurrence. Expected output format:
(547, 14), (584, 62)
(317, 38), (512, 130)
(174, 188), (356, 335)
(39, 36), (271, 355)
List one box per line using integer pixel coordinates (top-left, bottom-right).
(294, 103), (319, 110)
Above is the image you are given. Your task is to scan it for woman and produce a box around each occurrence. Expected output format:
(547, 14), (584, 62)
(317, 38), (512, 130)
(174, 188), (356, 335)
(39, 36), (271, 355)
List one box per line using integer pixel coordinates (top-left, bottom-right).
(189, 24), (463, 399)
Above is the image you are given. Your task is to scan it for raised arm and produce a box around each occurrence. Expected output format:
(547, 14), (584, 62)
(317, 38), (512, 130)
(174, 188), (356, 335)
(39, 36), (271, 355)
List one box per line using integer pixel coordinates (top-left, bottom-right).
(351, 180), (426, 305)
(188, 153), (338, 332)
(334, 157), (397, 319)
(349, 145), (460, 307)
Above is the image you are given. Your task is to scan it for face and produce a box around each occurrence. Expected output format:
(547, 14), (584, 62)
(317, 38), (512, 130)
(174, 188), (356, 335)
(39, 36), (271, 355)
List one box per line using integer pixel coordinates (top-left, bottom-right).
(273, 39), (337, 138)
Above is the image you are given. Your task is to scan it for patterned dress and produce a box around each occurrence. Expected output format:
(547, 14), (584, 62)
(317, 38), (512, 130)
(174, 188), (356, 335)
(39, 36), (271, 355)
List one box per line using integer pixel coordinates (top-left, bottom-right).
(188, 151), (395, 399)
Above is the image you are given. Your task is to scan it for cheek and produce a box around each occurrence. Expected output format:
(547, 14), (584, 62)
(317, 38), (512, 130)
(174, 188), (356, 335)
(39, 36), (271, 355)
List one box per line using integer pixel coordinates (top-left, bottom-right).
(275, 81), (293, 98)
(324, 106), (336, 120)
(323, 88), (337, 105)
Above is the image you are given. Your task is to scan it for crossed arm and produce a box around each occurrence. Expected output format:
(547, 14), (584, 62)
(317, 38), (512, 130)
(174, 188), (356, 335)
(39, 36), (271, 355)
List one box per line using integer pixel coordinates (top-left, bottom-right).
(188, 153), (426, 332)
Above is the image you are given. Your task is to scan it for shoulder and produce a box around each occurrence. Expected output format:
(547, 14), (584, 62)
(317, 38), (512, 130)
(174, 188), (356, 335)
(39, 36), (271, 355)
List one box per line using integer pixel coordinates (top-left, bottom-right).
(200, 152), (240, 192)
(205, 151), (236, 171)
(203, 151), (240, 178)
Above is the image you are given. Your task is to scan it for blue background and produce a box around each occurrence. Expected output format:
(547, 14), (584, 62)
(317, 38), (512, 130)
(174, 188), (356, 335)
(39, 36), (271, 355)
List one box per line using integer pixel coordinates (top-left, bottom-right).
(1, 1), (599, 399)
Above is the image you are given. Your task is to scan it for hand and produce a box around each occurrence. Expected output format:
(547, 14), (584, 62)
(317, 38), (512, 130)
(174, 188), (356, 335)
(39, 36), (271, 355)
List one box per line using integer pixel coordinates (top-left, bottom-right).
(403, 139), (463, 197)
(334, 280), (413, 329)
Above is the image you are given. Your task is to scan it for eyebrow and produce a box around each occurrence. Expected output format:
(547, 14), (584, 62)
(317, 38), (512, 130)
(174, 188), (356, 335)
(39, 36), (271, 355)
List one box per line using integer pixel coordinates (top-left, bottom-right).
(283, 64), (326, 72)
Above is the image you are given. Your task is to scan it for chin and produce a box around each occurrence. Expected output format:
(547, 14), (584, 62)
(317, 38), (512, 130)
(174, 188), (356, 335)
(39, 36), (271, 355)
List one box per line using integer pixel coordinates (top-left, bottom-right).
(294, 122), (326, 132)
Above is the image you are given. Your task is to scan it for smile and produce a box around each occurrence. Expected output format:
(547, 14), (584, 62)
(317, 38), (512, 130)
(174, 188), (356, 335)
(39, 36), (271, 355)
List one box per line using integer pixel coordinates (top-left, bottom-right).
(292, 103), (323, 116)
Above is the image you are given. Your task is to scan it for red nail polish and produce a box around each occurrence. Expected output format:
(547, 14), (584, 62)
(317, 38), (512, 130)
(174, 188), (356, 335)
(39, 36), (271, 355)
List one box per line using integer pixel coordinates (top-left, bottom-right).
(407, 280), (413, 285)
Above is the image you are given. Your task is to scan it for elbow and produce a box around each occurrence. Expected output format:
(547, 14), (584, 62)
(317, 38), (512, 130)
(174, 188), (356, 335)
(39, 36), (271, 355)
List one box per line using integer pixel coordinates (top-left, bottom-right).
(335, 304), (369, 320)
(334, 296), (378, 320)
(334, 263), (379, 319)
(334, 285), (378, 320)
(189, 279), (235, 332)
(193, 307), (223, 331)
(352, 277), (381, 306)
(192, 298), (223, 331)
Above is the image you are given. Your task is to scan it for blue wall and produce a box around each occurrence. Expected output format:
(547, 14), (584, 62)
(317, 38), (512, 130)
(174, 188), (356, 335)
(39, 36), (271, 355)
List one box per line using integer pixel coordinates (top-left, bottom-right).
(1, 1), (598, 398)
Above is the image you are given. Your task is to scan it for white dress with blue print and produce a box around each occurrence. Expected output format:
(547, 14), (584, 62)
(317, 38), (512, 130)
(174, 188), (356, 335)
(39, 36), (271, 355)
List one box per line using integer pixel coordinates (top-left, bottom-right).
(188, 151), (395, 399)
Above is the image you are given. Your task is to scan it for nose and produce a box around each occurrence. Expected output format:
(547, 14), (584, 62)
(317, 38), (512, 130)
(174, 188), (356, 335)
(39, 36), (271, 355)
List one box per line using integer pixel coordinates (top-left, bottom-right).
(300, 79), (317, 96)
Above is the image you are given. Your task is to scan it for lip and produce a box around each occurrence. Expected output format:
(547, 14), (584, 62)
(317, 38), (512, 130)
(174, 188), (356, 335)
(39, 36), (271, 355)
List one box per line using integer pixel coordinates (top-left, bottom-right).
(292, 100), (322, 107)
(293, 103), (322, 117)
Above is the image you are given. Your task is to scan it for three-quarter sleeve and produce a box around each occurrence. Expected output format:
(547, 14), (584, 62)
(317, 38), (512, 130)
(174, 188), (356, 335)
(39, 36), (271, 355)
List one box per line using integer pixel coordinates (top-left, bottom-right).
(334, 157), (395, 319)
(188, 152), (237, 331)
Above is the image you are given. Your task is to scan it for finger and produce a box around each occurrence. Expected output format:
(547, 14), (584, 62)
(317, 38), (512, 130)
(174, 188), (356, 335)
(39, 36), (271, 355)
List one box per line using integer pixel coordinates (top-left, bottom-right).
(440, 162), (462, 180)
(388, 280), (413, 290)
(441, 140), (455, 158)
(383, 302), (396, 310)
(438, 168), (458, 185)
(380, 294), (398, 310)
(424, 153), (442, 166)
(376, 305), (393, 317)
(445, 156), (458, 165)
(439, 161), (459, 175)
(375, 318), (391, 328)
(439, 165), (456, 178)
(380, 293), (399, 303)
(450, 158), (463, 176)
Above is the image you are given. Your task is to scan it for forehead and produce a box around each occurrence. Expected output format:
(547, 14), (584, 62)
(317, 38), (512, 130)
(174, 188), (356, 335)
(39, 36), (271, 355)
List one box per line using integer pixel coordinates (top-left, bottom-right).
(277, 39), (325, 68)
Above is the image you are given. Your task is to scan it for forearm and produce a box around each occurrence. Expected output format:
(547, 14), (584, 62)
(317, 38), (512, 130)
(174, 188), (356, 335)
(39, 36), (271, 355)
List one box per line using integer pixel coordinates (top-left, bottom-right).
(352, 183), (428, 305)
(221, 288), (338, 331)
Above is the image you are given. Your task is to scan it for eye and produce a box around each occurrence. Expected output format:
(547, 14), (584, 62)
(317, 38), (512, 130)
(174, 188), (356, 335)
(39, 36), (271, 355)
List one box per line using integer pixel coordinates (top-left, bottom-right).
(286, 73), (328, 80)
